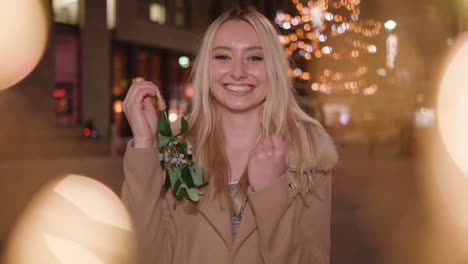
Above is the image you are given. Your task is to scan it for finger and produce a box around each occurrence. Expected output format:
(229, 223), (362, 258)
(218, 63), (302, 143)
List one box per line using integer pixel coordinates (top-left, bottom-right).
(127, 81), (157, 100)
(124, 88), (156, 113)
(263, 136), (273, 148)
(271, 135), (285, 152)
(134, 88), (157, 105)
(143, 96), (155, 111)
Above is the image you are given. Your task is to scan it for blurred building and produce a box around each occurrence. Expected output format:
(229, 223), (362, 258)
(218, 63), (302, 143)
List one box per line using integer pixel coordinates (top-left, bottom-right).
(0, 0), (281, 159)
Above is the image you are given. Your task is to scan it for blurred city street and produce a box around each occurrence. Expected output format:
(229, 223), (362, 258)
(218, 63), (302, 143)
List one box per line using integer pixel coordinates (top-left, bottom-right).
(331, 144), (421, 264)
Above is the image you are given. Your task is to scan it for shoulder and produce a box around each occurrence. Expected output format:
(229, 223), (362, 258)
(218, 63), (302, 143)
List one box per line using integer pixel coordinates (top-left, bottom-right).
(286, 119), (338, 198)
(287, 118), (339, 172)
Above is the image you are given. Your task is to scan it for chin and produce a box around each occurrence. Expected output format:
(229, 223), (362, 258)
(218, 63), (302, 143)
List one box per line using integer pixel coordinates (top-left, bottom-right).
(219, 101), (264, 113)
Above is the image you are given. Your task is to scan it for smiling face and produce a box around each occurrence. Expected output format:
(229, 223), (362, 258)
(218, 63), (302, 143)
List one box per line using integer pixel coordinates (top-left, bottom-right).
(209, 19), (268, 113)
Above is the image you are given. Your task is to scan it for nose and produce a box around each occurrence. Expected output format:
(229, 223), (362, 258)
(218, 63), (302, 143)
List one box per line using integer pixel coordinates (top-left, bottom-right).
(230, 58), (247, 80)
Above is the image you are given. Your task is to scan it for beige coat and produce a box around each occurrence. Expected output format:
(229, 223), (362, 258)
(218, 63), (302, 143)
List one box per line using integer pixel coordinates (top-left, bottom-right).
(121, 125), (338, 264)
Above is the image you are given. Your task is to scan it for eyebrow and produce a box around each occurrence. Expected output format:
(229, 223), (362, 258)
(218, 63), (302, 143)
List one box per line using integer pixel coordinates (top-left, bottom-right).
(212, 46), (263, 51)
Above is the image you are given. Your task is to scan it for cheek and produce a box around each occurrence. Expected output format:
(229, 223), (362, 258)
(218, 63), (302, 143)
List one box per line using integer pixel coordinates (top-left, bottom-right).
(253, 66), (269, 87)
(210, 63), (227, 82)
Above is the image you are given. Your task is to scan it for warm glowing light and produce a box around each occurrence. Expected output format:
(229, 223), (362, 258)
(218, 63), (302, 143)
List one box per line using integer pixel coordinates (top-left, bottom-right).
(113, 100), (123, 113)
(3, 175), (137, 264)
(416, 35), (468, 263)
(367, 44), (377, 53)
(178, 56), (190, 68)
(302, 72), (310, 80)
(386, 34), (398, 69)
(185, 84), (194, 97)
(377, 68), (387, 76)
(438, 34), (468, 176)
(132, 77), (145, 82)
(298, 41), (305, 49)
(45, 234), (104, 264)
(0, 0), (49, 91)
(277, 0), (383, 95)
(169, 112), (178, 122)
(311, 83), (319, 91)
(384, 20), (397, 30)
(290, 34), (298, 41)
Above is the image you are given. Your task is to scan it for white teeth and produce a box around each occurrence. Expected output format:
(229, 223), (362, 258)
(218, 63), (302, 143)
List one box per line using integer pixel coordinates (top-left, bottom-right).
(225, 85), (252, 92)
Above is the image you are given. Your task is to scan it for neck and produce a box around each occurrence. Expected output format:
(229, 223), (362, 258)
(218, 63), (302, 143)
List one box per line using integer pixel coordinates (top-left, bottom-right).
(218, 107), (262, 150)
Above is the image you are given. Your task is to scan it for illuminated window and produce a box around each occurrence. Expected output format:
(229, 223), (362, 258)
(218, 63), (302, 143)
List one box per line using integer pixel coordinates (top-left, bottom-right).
(53, 0), (79, 24)
(107, 0), (116, 29)
(150, 0), (166, 24)
(175, 0), (186, 27)
(175, 12), (184, 27)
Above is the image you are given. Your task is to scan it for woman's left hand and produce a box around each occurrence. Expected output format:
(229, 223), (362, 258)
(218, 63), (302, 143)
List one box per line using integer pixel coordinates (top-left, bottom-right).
(247, 135), (288, 192)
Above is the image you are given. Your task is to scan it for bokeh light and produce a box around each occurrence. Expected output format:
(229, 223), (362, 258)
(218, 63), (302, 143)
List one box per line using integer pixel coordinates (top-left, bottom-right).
(3, 174), (137, 264)
(113, 100), (123, 114)
(0, 0), (49, 91)
(437, 33), (468, 177)
(413, 33), (468, 264)
(384, 20), (397, 30)
(169, 112), (178, 122)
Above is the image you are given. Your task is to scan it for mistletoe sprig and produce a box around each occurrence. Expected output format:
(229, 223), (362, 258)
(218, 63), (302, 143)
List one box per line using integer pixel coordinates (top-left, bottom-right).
(154, 88), (206, 202)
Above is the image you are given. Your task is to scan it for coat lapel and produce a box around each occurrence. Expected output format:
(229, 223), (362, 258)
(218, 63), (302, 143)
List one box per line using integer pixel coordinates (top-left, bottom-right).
(197, 187), (233, 248)
(230, 200), (257, 256)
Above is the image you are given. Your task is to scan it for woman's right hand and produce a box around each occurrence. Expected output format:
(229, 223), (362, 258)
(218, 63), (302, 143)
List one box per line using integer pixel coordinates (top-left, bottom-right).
(122, 80), (159, 148)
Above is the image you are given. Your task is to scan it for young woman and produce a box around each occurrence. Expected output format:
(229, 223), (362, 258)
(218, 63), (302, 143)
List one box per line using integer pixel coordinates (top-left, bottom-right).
(121, 9), (338, 264)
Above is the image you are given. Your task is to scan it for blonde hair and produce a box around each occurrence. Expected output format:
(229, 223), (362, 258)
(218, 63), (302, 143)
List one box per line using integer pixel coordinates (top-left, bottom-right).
(186, 9), (334, 214)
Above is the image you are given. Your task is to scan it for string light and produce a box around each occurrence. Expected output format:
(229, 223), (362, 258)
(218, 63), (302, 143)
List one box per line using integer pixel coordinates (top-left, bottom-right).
(277, 0), (384, 95)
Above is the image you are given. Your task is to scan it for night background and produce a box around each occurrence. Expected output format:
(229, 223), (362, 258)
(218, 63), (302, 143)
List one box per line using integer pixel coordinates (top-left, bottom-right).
(1, 0), (468, 263)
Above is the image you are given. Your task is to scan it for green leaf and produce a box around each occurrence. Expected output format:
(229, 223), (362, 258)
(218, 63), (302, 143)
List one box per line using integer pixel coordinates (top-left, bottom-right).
(186, 188), (200, 201)
(160, 172), (171, 195)
(176, 116), (188, 136)
(181, 166), (195, 188)
(191, 163), (205, 187)
(166, 167), (180, 192)
(173, 178), (181, 194)
(158, 135), (172, 147)
(158, 116), (172, 137)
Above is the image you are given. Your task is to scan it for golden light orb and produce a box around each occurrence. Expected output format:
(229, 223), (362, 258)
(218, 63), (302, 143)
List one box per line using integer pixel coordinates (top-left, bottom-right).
(3, 175), (137, 264)
(0, 0), (49, 91)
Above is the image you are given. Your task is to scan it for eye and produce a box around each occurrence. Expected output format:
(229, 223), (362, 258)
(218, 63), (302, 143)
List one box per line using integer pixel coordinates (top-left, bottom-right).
(248, 56), (263, 61)
(214, 55), (230, 60)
